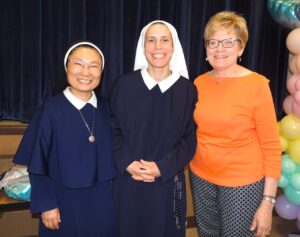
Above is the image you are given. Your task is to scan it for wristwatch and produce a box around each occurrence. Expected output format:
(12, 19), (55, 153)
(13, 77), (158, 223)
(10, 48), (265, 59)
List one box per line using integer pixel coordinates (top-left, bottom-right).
(262, 195), (276, 205)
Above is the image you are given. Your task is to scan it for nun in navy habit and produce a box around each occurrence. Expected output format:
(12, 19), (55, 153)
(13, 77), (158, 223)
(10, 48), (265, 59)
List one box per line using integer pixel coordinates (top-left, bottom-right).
(110, 21), (197, 237)
(13, 42), (117, 237)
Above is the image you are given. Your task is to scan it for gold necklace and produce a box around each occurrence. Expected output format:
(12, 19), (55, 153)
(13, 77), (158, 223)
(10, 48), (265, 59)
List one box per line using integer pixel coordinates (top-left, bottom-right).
(78, 107), (95, 143)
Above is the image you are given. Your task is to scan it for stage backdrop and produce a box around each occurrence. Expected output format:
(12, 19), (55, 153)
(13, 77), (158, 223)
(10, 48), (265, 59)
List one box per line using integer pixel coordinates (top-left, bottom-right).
(0, 0), (289, 121)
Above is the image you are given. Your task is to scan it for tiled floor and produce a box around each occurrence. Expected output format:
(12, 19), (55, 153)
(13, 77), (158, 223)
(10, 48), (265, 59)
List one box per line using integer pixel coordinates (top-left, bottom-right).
(186, 216), (300, 237)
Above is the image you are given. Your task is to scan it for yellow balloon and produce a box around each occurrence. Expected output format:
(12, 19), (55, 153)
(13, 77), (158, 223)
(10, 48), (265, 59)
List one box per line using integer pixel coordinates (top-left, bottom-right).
(280, 114), (300, 140)
(277, 121), (282, 134)
(289, 139), (300, 164)
(280, 135), (289, 152)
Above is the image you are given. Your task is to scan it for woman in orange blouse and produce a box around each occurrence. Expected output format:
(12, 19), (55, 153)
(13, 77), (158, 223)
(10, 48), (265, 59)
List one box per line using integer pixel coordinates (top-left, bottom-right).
(189, 11), (281, 237)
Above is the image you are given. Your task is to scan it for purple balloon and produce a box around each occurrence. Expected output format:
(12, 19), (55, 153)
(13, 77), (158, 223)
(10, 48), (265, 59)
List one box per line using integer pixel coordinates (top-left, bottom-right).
(275, 195), (300, 220)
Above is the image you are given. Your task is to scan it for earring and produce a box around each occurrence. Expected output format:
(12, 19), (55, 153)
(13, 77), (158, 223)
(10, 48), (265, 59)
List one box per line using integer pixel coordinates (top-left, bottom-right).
(205, 57), (208, 61)
(238, 56), (242, 62)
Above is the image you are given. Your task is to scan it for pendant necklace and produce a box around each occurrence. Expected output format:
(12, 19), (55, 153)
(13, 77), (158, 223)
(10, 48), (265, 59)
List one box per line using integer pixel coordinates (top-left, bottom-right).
(78, 107), (95, 143)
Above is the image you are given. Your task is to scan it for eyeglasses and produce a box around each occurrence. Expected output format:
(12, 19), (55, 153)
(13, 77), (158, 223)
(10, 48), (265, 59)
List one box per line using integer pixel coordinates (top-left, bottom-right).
(206, 38), (241, 49)
(68, 59), (102, 72)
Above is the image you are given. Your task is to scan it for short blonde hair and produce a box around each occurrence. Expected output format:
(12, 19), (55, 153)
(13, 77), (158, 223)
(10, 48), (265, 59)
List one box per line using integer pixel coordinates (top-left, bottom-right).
(204, 11), (248, 49)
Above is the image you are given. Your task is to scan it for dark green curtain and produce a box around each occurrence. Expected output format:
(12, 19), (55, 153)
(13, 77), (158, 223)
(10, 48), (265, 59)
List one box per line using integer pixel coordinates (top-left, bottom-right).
(0, 0), (289, 121)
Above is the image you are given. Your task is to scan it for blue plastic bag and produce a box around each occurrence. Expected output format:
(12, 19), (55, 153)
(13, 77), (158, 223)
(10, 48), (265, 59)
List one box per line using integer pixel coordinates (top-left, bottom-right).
(4, 175), (31, 201)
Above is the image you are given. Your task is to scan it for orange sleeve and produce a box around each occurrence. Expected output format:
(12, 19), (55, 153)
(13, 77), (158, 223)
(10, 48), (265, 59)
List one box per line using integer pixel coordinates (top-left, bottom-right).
(253, 77), (281, 179)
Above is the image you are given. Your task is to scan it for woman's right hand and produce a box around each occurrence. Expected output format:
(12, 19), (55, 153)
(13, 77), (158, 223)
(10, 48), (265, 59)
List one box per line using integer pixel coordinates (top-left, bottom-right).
(126, 161), (155, 182)
(41, 208), (61, 230)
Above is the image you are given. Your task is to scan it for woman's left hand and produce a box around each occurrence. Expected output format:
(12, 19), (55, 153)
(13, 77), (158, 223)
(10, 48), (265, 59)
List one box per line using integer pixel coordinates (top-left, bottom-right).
(140, 159), (161, 178)
(250, 201), (273, 237)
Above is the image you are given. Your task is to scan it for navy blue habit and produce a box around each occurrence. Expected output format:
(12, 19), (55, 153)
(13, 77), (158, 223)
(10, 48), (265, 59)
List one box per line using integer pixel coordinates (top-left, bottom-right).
(14, 93), (117, 237)
(110, 70), (197, 237)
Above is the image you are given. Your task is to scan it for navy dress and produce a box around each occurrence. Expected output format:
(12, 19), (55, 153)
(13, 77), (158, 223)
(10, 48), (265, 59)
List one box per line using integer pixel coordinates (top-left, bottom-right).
(14, 94), (117, 237)
(110, 70), (197, 237)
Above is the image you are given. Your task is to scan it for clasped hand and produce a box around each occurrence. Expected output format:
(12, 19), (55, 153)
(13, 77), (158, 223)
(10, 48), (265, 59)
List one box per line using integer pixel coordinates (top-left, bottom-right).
(126, 159), (161, 182)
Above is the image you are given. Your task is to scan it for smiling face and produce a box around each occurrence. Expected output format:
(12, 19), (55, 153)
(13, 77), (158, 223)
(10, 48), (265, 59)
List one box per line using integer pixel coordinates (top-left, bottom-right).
(206, 28), (244, 75)
(66, 46), (102, 100)
(144, 23), (174, 73)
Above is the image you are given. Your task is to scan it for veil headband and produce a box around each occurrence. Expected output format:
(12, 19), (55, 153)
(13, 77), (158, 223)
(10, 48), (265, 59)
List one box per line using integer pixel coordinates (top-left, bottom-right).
(64, 41), (105, 70)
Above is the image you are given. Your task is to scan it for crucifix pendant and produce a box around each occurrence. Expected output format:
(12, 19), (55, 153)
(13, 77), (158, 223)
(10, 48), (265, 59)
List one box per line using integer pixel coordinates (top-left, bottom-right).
(89, 135), (95, 143)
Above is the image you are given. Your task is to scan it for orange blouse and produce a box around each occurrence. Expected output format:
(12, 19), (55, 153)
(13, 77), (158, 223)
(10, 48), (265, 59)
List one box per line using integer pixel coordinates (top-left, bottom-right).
(189, 72), (281, 187)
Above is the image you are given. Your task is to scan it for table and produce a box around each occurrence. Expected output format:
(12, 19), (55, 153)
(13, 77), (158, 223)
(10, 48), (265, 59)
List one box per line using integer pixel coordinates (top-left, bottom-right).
(0, 189), (29, 212)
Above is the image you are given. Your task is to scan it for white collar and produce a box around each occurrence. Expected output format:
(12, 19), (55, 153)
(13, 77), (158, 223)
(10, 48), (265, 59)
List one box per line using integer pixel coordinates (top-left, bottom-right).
(141, 69), (180, 93)
(63, 87), (97, 110)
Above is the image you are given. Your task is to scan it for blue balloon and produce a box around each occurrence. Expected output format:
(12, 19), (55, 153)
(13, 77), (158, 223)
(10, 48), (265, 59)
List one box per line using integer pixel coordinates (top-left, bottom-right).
(282, 155), (296, 174)
(278, 174), (289, 188)
(267, 0), (300, 29)
(290, 173), (300, 190)
(284, 185), (300, 205)
(282, 154), (290, 159)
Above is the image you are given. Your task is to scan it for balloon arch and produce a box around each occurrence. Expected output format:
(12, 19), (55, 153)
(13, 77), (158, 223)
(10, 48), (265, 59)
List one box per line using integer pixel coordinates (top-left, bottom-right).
(268, 0), (300, 231)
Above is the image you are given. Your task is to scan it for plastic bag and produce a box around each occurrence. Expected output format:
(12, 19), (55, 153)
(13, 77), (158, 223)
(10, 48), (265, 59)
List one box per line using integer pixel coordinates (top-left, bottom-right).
(4, 175), (31, 201)
(0, 166), (31, 201)
(0, 166), (28, 190)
